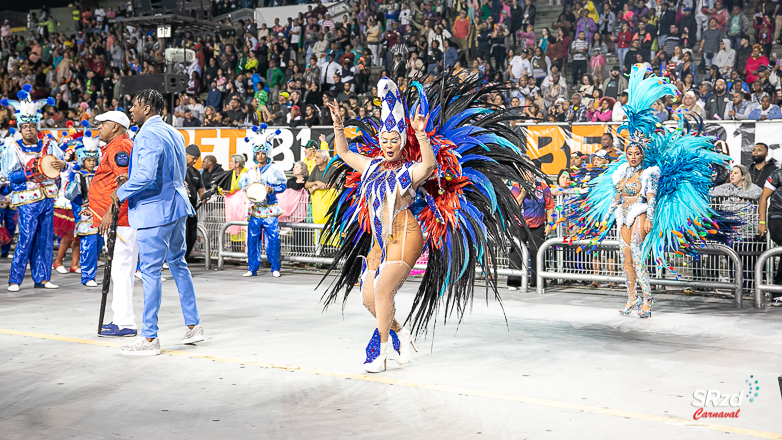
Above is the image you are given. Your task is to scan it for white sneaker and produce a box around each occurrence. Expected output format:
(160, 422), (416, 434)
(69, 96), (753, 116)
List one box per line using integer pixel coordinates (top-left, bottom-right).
(74, 268), (81, 274)
(182, 324), (204, 344)
(163, 262), (169, 270)
(54, 265), (68, 274)
(272, 270), (281, 278)
(43, 282), (59, 289)
(120, 337), (161, 356)
(242, 271), (254, 277)
(7, 284), (19, 292)
(161, 276), (167, 282)
(508, 286), (518, 291)
(84, 280), (98, 287)
(134, 271), (142, 280)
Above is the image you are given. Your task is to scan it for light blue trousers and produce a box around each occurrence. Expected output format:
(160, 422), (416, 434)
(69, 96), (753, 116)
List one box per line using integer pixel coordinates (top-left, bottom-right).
(137, 216), (200, 339)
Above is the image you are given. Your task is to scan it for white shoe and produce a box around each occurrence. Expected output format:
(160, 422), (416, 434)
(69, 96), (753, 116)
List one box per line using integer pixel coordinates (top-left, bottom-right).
(7, 284), (20, 292)
(163, 262), (169, 270)
(42, 282), (59, 289)
(120, 337), (161, 356)
(365, 342), (388, 373)
(134, 271), (142, 280)
(272, 270), (280, 278)
(508, 286), (518, 291)
(161, 276), (167, 282)
(54, 265), (68, 274)
(74, 268), (81, 274)
(242, 271), (254, 277)
(182, 324), (204, 344)
(395, 327), (417, 365)
(84, 280), (98, 287)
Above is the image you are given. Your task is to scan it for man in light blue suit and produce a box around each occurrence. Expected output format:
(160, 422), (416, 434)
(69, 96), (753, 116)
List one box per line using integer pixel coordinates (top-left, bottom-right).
(112, 90), (204, 356)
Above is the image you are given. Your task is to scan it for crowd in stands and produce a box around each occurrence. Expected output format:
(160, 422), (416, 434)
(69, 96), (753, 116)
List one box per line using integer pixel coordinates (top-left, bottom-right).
(7, 0), (782, 131)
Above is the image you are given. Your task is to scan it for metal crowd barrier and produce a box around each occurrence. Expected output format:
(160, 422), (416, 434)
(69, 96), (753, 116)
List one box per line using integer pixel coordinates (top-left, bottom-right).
(536, 238), (745, 307)
(196, 224), (211, 271)
(754, 247), (782, 309)
(215, 220), (531, 290)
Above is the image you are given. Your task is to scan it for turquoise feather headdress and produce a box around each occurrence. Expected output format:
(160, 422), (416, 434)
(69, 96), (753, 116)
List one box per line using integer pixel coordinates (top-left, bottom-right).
(617, 64), (679, 151)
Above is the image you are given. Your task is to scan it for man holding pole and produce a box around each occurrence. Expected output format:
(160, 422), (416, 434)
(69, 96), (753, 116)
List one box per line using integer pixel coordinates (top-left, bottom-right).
(91, 110), (138, 337)
(112, 90), (203, 356)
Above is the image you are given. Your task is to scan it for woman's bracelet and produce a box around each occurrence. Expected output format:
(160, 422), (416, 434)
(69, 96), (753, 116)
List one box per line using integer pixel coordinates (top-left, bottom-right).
(760, 221), (766, 225)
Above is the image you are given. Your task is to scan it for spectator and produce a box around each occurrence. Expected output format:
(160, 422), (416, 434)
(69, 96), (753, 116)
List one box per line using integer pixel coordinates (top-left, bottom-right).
(700, 18), (726, 69)
(543, 71), (567, 107)
(200, 155), (224, 191)
(602, 66), (628, 99)
(653, 99), (669, 122)
(705, 79), (731, 119)
(530, 46), (551, 86)
(758, 168), (782, 300)
(751, 80), (770, 105)
(443, 39), (458, 68)
(725, 90), (755, 120)
(591, 96), (615, 122)
(726, 5), (749, 50)
(182, 110), (202, 127)
(714, 39), (736, 77)
(566, 93), (588, 122)
(612, 91), (628, 122)
(616, 22), (633, 70)
(749, 143), (779, 186)
(570, 31), (590, 86)
(710, 163), (763, 292)
(748, 95), (782, 119)
(306, 150), (337, 224)
(509, 49), (532, 80)
(752, 11), (774, 57)
(735, 35), (753, 76)
(507, 169), (554, 290)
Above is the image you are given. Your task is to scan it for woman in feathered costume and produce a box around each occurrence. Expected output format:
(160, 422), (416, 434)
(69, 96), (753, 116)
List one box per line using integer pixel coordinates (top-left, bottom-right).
(321, 75), (539, 372)
(567, 64), (739, 318)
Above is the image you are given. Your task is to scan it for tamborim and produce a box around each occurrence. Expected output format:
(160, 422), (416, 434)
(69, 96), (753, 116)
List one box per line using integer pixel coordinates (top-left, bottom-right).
(24, 155), (59, 183)
(246, 182), (268, 204)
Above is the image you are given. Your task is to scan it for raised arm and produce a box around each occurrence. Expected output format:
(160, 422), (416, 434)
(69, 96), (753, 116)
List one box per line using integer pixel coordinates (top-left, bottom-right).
(409, 106), (435, 189)
(325, 101), (370, 173)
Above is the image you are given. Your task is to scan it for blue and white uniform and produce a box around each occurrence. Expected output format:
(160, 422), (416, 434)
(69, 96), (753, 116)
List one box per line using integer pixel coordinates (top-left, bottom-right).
(240, 125), (286, 275)
(65, 137), (102, 285)
(1, 137), (64, 285)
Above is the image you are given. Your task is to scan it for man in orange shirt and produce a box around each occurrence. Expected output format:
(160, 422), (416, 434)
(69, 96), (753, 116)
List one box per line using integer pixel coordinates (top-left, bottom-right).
(90, 110), (139, 337)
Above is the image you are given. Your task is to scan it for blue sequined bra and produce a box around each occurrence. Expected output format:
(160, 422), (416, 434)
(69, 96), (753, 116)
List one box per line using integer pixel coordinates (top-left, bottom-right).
(359, 158), (418, 247)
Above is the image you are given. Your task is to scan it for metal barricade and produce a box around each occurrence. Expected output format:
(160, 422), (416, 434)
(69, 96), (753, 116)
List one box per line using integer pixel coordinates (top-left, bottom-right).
(196, 224), (211, 271)
(536, 238), (744, 307)
(215, 219), (531, 291)
(754, 246), (782, 309)
(551, 194), (771, 300)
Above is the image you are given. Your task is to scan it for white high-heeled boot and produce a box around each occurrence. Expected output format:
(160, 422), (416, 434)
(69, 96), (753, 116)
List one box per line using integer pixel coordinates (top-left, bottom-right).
(364, 341), (388, 373)
(395, 327), (418, 365)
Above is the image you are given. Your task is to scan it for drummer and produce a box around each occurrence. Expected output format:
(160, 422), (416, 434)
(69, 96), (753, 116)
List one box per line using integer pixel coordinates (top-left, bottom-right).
(239, 124), (286, 278)
(0, 84), (68, 291)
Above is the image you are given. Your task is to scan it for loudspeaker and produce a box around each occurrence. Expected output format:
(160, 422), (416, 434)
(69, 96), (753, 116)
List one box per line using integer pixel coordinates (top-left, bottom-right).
(120, 74), (188, 97)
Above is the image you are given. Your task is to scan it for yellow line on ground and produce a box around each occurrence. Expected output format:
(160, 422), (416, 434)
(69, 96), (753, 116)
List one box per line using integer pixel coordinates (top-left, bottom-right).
(2, 328), (780, 439)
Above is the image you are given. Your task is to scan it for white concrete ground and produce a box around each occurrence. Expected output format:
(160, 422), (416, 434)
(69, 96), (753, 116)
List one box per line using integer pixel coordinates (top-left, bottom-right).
(1, 261), (781, 440)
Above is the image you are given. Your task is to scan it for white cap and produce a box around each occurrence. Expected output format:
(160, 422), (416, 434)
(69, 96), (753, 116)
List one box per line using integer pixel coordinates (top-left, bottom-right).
(594, 149), (608, 158)
(94, 110), (130, 129)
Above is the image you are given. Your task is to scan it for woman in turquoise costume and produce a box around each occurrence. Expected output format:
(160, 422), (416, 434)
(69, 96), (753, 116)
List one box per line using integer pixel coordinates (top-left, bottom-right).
(567, 64), (740, 318)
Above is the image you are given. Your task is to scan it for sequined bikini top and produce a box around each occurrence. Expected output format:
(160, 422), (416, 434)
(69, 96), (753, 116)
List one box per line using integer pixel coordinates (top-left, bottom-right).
(359, 158), (418, 246)
(616, 165), (642, 198)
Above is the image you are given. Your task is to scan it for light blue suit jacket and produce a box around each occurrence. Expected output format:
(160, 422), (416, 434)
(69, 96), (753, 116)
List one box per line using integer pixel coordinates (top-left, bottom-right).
(116, 115), (195, 229)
